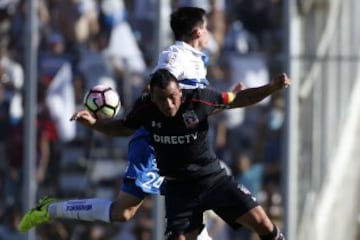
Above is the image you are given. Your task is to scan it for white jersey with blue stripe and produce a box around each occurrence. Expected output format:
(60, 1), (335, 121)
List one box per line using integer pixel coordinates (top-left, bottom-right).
(153, 41), (209, 89)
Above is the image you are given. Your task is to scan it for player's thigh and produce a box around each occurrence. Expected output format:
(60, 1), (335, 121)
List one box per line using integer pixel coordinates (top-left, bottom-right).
(112, 178), (148, 220)
(165, 183), (204, 237)
(209, 177), (259, 229)
(111, 190), (144, 221)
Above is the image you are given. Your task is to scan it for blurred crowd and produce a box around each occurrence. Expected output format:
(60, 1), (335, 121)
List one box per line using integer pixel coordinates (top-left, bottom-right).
(0, 0), (285, 239)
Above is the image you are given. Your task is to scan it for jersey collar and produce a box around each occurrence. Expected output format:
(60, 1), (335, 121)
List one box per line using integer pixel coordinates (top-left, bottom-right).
(175, 41), (206, 57)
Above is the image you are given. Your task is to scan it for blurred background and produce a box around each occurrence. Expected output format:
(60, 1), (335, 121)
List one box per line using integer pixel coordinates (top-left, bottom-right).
(0, 0), (359, 239)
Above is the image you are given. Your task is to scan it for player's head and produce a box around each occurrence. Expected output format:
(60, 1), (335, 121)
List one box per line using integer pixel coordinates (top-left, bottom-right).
(149, 69), (183, 117)
(170, 7), (209, 49)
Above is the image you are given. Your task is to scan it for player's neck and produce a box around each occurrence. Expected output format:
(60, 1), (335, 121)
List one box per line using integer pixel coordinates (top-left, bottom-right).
(180, 39), (202, 51)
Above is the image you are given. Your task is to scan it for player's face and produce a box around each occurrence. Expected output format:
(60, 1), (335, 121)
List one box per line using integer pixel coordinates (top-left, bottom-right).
(197, 18), (209, 50)
(151, 81), (182, 117)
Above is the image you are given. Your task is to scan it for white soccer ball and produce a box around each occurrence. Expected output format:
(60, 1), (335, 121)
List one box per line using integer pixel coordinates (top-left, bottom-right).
(83, 85), (121, 119)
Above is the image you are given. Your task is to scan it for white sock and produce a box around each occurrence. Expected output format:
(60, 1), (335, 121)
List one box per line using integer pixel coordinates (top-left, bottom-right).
(48, 198), (112, 223)
(197, 227), (212, 240)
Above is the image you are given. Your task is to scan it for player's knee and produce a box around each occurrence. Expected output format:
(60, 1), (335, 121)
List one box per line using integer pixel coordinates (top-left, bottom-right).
(120, 209), (137, 222)
(237, 205), (277, 235)
(110, 203), (137, 222)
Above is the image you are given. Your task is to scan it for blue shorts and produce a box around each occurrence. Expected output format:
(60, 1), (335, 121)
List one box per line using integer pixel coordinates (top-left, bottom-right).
(120, 128), (165, 199)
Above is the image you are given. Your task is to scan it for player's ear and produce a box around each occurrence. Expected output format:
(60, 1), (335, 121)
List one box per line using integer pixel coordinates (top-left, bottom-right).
(179, 88), (183, 99)
(193, 28), (201, 38)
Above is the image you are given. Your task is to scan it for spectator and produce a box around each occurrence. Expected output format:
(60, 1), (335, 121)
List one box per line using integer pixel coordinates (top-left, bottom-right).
(129, 0), (167, 66)
(8, 0), (51, 62)
(37, 85), (61, 197)
(38, 31), (72, 86)
(0, 205), (22, 240)
(39, 34), (76, 143)
(4, 118), (23, 206)
(96, 0), (147, 109)
(131, 197), (153, 240)
(223, 20), (259, 54)
(0, 82), (10, 212)
(77, 33), (116, 90)
(5, 84), (61, 206)
(0, 43), (24, 124)
(54, 0), (99, 47)
(232, 151), (264, 240)
(36, 220), (69, 240)
(261, 95), (285, 221)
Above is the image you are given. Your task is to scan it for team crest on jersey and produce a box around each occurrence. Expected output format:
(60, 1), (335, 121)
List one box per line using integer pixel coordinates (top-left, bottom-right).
(182, 110), (199, 128)
(151, 121), (162, 128)
(166, 52), (177, 65)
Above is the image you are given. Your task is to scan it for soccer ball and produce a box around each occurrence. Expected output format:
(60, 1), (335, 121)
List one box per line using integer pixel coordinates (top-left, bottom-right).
(84, 85), (121, 119)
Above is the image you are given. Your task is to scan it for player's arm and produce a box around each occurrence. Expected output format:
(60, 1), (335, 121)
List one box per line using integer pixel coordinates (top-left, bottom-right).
(70, 110), (134, 137)
(211, 82), (246, 115)
(229, 73), (291, 108)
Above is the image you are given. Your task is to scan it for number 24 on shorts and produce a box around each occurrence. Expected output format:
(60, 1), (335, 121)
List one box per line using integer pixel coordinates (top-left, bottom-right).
(135, 170), (165, 194)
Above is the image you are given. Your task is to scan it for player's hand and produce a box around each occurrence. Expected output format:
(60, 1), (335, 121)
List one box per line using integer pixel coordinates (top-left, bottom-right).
(70, 110), (97, 126)
(271, 73), (291, 89)
(231, 82), (246, 94)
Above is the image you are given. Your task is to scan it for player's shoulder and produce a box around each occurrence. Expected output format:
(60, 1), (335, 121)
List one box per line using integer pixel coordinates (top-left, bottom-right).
(160, 44), (189, 57)
(132, 92), (152, 109)
(183, 87), (217, 99)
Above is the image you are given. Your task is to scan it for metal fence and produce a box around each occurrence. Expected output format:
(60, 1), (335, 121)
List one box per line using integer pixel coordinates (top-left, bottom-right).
(283, 0), (360, 239)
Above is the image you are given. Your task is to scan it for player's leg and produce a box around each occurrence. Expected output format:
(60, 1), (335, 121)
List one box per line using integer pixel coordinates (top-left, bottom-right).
(164, 179), (210, 240)
(18, 196), (113, 232)
(111, 179), (147, 222)
(18, 181), (147, 232)
(235, 205), (285, 240)
(111, 193), (143, 222)
(18, 128), (156, 232)
(209, 176), (285, 240)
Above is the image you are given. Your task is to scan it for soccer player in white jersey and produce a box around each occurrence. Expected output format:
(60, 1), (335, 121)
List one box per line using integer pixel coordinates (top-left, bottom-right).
(18, 7), (216, 240)
(154, 6), (210, 89)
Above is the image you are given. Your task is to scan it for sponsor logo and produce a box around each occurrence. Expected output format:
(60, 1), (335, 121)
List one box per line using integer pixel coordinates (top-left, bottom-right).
(182, 110), (199, 128)
(153, 132), (198, 144)
(66, 204), (92, 211)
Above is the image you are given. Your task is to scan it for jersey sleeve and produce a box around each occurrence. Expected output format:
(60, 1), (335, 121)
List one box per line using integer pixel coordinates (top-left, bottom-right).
(199, 88), (236, 112)
(154, 50), (184, 79)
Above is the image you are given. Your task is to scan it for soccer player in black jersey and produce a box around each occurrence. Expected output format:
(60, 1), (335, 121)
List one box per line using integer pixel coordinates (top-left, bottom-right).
(71, 69), (290, 240)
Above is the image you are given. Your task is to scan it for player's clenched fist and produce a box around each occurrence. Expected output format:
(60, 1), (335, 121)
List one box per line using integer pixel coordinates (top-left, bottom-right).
(70, 110), (97, 126)
(271, 73), (291, 89)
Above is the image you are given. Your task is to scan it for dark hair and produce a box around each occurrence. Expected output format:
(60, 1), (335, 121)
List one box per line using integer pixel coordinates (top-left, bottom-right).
(170, 7), (206, 41)
(149, 69), (178, 91)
